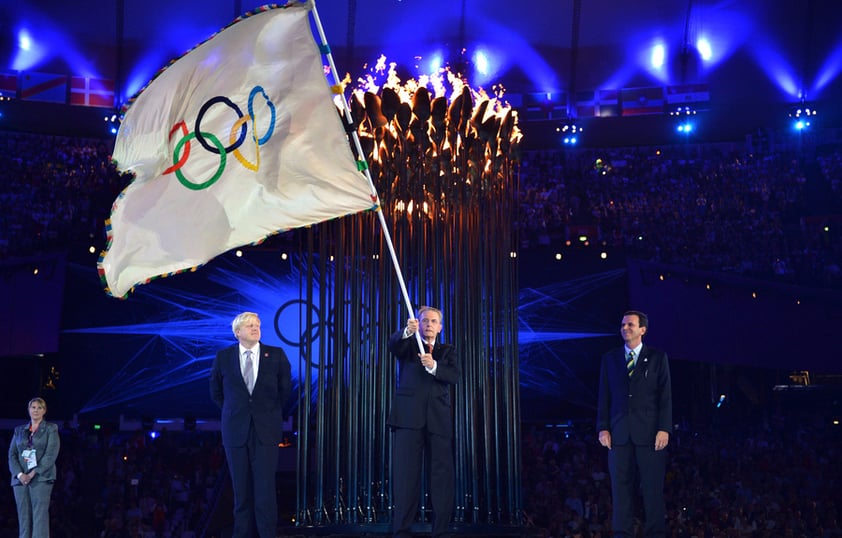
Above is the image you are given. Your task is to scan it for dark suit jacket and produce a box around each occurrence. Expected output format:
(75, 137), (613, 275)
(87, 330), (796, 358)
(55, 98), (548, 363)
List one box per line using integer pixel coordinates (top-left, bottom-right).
(210, 342), (292, 447)
(387, 331), (460, 438)
(597, 344), (672, 446)
(8, 421), (60, 485)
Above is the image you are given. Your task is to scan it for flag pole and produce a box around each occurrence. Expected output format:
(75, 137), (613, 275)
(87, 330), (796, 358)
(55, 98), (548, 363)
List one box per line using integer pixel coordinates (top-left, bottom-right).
(307, 0), (426, 353)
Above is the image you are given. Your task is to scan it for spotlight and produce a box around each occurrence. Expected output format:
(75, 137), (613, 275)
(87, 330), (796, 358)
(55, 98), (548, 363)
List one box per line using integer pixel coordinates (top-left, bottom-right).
(669, 105), (697, 117)
(558, 123), (582, 146)
(650, 43), (666, 69)
(474, 50), (489, 76)
(789, 103), (816, 131)
(672, 106), (696, 136)
(104, 110), (122, 135)
(696, 37), (713, 61)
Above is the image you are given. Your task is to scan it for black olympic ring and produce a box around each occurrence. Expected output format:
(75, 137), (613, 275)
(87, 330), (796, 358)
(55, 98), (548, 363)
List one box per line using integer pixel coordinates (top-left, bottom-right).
(194, 96), (248, 155)
(274, 299), (323, 348)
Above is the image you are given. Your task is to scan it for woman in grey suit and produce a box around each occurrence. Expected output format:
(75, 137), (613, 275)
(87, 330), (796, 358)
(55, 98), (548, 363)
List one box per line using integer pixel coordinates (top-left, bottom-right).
(8, 397), (61, 538)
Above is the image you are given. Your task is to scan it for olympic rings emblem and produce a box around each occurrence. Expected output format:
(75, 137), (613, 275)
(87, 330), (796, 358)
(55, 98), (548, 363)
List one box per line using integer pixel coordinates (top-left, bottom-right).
(163, 85), (277, 190)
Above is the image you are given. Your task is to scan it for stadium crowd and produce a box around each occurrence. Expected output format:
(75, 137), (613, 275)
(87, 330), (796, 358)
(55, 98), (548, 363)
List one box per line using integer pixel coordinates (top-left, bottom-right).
(518, 143), (842, 288)
(2, 127), (841, 534)
(0, 400), (838, 537)
(0, 427), (224, 538)
(521, 400), (842, 537)
(2, 130), (841, 288)
(0, 131), (128, 259)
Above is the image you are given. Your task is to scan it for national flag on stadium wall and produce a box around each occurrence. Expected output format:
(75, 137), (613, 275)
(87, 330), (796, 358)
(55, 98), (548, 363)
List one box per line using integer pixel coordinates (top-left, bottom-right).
(0, 72), (17, 98)
(621, 86), (664, 116)
(98, 3), (377, 298)
(596, 89), (620, 117)
(70, 76), (115, 107)
(20, 72), (68, 103)
(574, 90), (596, 118)
(665, 83), (710, 111)
(522, 91), (567, 121)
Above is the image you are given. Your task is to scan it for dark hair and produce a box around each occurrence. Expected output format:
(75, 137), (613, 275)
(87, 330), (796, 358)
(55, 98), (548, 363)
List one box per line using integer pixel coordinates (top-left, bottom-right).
(623, 310), (648, 330)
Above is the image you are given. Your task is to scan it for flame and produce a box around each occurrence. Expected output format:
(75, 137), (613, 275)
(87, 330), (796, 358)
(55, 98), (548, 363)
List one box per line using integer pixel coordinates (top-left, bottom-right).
(343, 55), (521, 219)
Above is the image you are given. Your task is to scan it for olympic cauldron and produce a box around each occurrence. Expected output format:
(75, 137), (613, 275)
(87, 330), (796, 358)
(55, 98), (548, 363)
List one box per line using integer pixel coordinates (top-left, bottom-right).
(293, 58), (524, 531)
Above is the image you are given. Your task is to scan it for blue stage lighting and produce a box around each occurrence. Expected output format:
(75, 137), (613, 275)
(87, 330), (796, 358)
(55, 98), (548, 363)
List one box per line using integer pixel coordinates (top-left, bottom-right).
(558, 123), (581, 146)
(696, 37), (713, 62)
(474, 50), (489, 76)
(650, 43), (666, 70)
(104, 112), (121, 136)
(669, 105), (698, 117)
(13, 28), (47, 70)
(428, 53), (443, 73)
(789, 103), (816, 131)
(19, 31), (32, 51)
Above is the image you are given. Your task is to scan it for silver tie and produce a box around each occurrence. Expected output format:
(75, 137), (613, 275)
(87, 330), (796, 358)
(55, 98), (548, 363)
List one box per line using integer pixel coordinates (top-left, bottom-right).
(243, 350), (254, 394)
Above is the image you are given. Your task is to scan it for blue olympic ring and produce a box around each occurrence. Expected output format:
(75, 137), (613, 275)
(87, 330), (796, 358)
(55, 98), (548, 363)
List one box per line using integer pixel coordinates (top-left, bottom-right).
(248, 86), (276, 145)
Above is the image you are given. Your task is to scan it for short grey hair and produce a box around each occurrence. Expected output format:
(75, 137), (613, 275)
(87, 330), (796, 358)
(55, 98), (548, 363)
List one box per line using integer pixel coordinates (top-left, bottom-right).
(417, 305), (443, 322)
(232, 312), (260, 335)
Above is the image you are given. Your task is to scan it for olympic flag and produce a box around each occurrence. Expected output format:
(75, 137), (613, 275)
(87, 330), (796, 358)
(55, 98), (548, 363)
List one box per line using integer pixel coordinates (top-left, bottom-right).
(99, 4), (377, 297)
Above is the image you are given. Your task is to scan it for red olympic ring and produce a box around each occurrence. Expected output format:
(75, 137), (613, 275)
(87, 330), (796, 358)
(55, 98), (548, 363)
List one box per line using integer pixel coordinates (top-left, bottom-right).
(163, 121), (190, 175)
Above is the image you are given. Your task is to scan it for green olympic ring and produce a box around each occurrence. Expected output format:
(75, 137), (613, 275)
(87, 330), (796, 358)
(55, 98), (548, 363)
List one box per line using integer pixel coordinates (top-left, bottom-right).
(172, 131), (227, 190)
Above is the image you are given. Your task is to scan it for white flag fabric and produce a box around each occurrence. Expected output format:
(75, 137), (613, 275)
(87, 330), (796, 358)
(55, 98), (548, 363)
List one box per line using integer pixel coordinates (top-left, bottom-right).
(99, 4), (375, 297)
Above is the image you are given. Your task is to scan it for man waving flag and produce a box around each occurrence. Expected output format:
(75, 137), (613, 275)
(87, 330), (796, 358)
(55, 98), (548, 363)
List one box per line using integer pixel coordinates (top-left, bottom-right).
(98, 2), (376, 298)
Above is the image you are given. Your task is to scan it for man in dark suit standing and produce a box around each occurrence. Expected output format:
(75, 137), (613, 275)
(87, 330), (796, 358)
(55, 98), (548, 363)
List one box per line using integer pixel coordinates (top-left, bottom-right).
(597, 310), (672, 537)
(211, 311), (292, 538)
(388, 306), (460, 538)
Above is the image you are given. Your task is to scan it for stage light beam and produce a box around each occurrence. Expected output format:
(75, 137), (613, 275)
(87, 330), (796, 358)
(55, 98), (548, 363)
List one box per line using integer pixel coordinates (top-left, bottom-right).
(651, 43), (665, 70)
(696, 37), (713, 61)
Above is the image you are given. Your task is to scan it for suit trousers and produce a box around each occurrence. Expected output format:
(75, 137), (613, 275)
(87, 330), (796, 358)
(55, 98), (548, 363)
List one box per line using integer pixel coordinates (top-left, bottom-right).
(224, 419), (279, 538)
(608, 443), (666, 537)
(13, 481), (54, 538)
(392, 427), (454, 538)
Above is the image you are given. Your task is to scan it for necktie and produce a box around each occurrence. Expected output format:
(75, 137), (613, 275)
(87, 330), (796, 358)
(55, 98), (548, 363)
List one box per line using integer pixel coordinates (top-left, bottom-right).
(243, 350), (254, 394)
(426, 342), (433, 355)
(626, 350), (635, 377)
